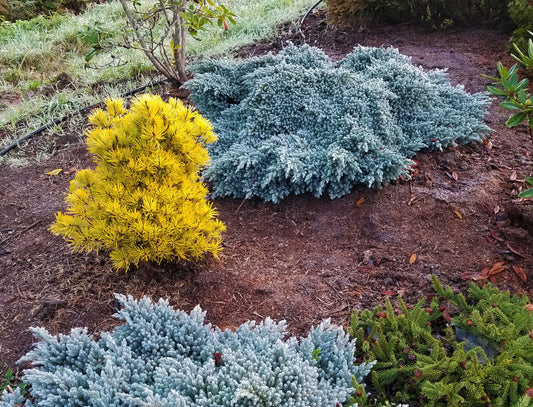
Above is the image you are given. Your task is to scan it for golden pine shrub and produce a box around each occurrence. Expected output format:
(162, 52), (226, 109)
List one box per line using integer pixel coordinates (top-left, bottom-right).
(51, 94), (225, 271)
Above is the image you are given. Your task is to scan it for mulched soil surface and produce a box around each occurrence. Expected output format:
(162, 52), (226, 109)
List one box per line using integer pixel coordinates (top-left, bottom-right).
(2, 11), (533, 378)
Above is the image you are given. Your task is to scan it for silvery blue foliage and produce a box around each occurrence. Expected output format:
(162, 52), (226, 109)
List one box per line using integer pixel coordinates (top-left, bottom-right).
(0, 294), (374, 407)
(187, 44), (491, 202)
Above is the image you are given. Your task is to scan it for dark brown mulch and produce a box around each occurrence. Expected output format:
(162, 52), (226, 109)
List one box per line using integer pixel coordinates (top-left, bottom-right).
(2, 12), (533, 380)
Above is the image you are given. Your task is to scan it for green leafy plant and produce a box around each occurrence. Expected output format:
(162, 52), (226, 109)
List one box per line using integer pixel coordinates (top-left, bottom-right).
(0, 369), (27, 401)
(50, 94), (225, 271)
(349, 275), (533, 406)
(484, 63), (533, 136)
(508, 0), (533, 53)
(85, 0), (236, 87)
(511, 31), (533, 74)
(483, 35), (533, 199)
(519, 177), (533, 198)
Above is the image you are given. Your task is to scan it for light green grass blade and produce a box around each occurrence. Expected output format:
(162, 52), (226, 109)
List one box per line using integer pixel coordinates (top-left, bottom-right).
(0, 0), (317, 165)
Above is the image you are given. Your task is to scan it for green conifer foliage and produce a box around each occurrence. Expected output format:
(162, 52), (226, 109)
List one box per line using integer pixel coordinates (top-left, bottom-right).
(349, 276), (533, 407)
(186, 44), (491, 203)
(50, 94), (225, 271)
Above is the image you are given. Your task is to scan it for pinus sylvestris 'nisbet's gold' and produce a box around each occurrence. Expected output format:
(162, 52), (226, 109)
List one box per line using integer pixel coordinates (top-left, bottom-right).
(50, 94), (225, 271)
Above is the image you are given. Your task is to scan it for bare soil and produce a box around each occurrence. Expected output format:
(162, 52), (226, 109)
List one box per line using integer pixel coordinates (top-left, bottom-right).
(2, 12), (533, 377)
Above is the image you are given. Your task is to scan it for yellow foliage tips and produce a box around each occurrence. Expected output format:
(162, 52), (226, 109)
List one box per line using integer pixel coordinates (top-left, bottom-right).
(51, 93), (225, 272)
(105, 98), (127, 118)
(88, 108), (113, 129)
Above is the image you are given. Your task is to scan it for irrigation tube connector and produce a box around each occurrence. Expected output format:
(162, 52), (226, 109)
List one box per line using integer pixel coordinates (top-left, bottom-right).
(0, 77), (169, 157)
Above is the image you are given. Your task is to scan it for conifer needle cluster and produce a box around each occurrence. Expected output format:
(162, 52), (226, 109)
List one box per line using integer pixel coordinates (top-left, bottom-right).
(187, 44), (490, 202)
(0, 295), (374, 407)
(51, 94), (225, 271)
(349, 276), (533, 407)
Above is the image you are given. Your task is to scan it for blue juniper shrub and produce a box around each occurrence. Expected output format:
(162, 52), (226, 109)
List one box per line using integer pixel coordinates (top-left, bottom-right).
(0, 294), (374, 407)
(187, 44), (491, 203)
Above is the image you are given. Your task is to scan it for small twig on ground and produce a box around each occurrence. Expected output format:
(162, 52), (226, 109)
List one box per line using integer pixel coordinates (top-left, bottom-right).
(0, 220), (41, 245)
(408, 192), (434, 206)
(505, 243), (527, 258)
(325, 281), (346, 301)
(235, 196), (247, 214)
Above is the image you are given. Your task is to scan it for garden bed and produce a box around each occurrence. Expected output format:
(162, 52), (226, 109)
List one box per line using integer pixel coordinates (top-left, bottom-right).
(1, 11), (533, 381)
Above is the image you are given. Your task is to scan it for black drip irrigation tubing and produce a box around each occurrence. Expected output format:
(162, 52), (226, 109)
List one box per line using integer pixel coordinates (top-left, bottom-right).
(300, 0), (324, 25)
(0, 77), (169, 157)
(2, 0), (324, 159)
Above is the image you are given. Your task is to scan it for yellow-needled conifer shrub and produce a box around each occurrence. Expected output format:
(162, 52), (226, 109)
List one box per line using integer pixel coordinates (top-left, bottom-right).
(50, 94), (225, 271)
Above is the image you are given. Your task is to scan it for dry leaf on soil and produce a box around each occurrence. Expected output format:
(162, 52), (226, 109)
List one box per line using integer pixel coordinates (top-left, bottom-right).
(480, 202), (493, 215)
(409, 253), (417, 264)
(480, 262), (507, 281)
(488, 228), (504, 242)
(45, 168), (63, 176)
(512, 265), (527, 282)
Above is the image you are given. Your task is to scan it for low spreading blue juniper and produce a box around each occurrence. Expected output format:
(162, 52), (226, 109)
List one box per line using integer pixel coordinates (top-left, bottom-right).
(187, 44), (491, 202)
(0, 294), (374, 407)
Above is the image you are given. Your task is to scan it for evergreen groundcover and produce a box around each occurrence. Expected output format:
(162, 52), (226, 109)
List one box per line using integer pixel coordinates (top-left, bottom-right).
(187, 44), (491, 202)
(0, 294), (374, 407)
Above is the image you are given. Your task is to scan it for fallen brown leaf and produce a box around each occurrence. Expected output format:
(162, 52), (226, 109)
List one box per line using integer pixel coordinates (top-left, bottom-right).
(482, 138), (493, 150)
(461, 271), (478, 280)
(488, 228), (504, 242)
(486, 234), (496, 244)
(479, 262), (507, 281)
(512, 265), (527, 282)
(488, 262), (507, 276)
(409, 253), (417, 264)
(480, 202), (493, 215)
